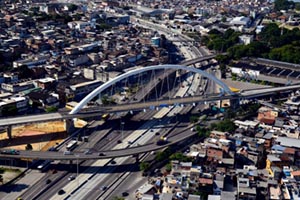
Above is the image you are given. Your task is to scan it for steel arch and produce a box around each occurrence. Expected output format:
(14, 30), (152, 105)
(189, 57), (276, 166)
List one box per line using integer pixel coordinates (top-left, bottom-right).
(70, 64), (234, 114)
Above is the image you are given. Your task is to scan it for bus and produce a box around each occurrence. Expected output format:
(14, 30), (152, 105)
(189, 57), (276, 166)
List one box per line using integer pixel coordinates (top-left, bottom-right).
(66, 140), (77, 151)
(37, 160), (51, 171)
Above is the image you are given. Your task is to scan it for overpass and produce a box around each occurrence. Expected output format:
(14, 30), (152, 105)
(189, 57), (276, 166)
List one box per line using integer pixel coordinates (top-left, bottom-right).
(0, 125), (198, 160)
(0, 84), (299, 127)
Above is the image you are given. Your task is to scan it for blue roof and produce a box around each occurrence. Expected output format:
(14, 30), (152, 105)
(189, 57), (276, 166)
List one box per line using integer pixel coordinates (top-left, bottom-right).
(271, 144), (286, 152)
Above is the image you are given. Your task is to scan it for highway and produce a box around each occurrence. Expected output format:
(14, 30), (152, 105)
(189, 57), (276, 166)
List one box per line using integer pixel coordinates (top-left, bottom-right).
(0, 84), (299, 128)
(3, 15), (299, 200)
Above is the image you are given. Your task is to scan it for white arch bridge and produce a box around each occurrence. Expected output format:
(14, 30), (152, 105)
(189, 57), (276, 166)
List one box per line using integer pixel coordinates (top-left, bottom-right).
(70, 64), (235, 114)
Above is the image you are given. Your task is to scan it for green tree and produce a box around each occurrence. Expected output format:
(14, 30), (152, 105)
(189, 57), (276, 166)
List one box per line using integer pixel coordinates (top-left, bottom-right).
(170, 152), (191, 162)
(112, 197), (125, 200)
(190, 115), (199, 123)
(25, 144), (33, 151)
(45, 106), (58, 113)
(165, 163), (172, 172)
(210, 119), (235, 132)
(139, 162), (150, 171)
(274, 0), (294, 11)
(67, 4), (78, 12)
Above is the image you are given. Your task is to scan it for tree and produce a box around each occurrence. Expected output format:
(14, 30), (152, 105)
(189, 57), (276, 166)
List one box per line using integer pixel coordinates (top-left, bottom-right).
(170, 152), (191, 162)
(25, 144), (33, 151)
(45, 106), (58, 113)
(210, 119), (235, 133)
(67, 4), (78, 12)
(139, 162), (150, 171)
(165, 163), (172, 172)
(112, 197), (125, 200)
(274, 0), (294, 11)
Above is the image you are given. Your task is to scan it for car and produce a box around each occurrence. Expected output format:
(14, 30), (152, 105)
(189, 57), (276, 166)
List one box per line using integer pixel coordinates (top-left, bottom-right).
(68, 175), (75, 181)
(122, 192), (129, 197)
(52, 169), (57, 174)
(127, 141), (133, 145)
(58, 189), (65, 195)
(84, 149), (92, 155)
(150, 129), (154, 132)
(111, 160), (116, 165)
(100, 186), (108, 191)
(117, 140), (122, 144)
(99, 152), (106, 156)
(46, 179), (51, 184)
(155, 132), (160, 136)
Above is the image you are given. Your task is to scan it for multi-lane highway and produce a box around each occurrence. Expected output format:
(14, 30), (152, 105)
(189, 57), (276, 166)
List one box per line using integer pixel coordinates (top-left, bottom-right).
(0, 84), (299, 128)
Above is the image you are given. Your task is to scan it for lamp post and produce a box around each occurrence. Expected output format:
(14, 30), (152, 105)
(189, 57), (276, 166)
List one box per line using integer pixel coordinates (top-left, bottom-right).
(121, 122), (125, 148)
(76, 154), (79, 187)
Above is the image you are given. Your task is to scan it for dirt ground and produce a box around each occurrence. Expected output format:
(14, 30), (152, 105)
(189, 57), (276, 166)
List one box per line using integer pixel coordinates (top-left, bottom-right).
(0, 121), (66, 151)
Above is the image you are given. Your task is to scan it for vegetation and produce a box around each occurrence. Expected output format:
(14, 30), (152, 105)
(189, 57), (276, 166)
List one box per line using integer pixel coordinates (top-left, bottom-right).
(165, 163), (172, 172)
(112, 197), (125, 200)
(210, 119), (235, 133)
(202, 29), (240, 52)
(169, 152), (191, 162)
(205, 23), (300, 65)
(196, 126), (210, 137)
(139, 162), (150, 171)
(274, 0), (295, 11)
(45, 106), (58, 113)
(189, 115), (199, 123)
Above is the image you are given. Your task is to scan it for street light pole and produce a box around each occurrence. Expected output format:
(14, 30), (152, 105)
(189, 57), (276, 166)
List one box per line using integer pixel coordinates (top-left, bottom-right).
(76, 154), (79, 187)
(121, 122), (125, 148)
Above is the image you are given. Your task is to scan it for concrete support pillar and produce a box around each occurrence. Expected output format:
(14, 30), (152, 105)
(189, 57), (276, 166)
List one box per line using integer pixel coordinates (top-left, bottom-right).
(64, 119), (75, 135)
(230, 99), (240, 110)
(7, 125), (12, 140)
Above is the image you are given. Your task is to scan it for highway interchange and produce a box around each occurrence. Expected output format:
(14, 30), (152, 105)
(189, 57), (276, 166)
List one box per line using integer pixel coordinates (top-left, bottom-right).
(0, 19), (214, 200)
(1, 16), (297, 200)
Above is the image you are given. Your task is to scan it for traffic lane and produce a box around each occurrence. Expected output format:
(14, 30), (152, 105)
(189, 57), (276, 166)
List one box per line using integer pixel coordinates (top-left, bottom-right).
(4, 125), (196, 161)
(21, 170), (67, 200)
(82, 156), (138, 200)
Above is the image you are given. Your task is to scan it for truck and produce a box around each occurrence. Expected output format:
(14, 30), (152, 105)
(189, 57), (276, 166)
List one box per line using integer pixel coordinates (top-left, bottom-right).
(156, 137), (168, 145)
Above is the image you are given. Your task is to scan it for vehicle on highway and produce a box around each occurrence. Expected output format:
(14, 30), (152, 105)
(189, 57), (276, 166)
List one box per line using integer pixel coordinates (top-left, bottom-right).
(66, 140), (77, 151)
(98, 152), (106, 156)
(68, 175), (75, 181)
(64, 151), (73, 155)
(100, 186), (107, 191)
(155, 132), (160, 136)
(122, 192), (129, 197)
(111, 160), (116, 165)
(37, 160), (52, 171)
(117, 140), (122, 144)
(46, 179), (51, 184)
(156, 137), (168, 145)
(101, 113), (110, 121)
(84, 149), (92, 155)
(58, 189), (65, 195)
(0, 149), (20, 155)
(127, 141), (133, 145)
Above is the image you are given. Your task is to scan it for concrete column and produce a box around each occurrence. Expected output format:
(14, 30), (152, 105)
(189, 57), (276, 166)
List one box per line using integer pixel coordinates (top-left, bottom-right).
(230, 99), (240, 110)
(64, 119), (75, 134)
(7, 125), (12, 140)
(134, 154), (139, 163)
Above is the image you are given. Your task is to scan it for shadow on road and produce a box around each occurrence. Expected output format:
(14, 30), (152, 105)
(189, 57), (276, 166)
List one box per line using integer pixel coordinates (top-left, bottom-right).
(0, 183), (29, 193)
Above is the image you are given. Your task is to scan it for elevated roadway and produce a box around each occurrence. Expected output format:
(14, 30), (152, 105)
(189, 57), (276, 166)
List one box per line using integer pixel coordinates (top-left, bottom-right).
(0, 122), (197, 160)
(0, 84), (299, 127)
